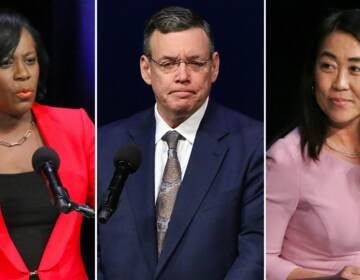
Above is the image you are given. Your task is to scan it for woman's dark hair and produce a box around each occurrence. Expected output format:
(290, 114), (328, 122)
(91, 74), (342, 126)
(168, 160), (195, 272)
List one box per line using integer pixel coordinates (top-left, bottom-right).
(143, 6), (215, 57)
(299, 9), (360, 160)
(0, 10), (49, 101)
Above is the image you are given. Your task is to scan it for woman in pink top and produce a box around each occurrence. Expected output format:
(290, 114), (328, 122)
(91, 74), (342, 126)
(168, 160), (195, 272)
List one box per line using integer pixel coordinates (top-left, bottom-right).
(267, 10), (360, 280)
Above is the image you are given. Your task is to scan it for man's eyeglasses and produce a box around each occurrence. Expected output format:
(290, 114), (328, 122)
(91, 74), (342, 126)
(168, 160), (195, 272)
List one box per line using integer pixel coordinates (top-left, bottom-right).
(148, 56), (211, 73)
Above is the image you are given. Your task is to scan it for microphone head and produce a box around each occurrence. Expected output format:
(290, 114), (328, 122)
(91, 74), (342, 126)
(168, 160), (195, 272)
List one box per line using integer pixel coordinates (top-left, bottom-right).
(32, 147), (60, 172)
(114, 144), (142, 173)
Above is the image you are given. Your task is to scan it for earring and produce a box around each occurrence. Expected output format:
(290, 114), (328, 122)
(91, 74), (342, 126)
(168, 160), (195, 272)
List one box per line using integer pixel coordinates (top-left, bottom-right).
(311, 83), (315, 93)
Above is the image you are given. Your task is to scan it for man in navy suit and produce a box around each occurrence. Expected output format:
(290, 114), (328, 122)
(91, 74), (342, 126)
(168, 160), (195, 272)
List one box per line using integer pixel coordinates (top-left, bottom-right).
(98, 6), (263, 279)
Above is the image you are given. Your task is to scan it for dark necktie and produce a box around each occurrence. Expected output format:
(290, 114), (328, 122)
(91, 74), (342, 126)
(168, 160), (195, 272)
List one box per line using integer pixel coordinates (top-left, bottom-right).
(156, 130), (183, 255)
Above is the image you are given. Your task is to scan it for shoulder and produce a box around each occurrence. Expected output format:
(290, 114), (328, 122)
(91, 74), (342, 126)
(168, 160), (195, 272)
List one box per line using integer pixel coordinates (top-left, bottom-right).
(204, 103), (263, 166)
(100, 107), (153, 130)
(267, 128), (303, 168)
(32, 103), (94, 148)
(99, 107), (153, 138)
(266, 129), (304, 203)
(33, 102), (83, 115)
(216, 103), (262, 128)
(33, 103), (92, 125)
(210, 102), (263, 141)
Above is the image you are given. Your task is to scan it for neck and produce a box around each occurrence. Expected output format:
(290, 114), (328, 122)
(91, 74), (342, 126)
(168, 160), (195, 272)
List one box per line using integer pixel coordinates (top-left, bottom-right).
(165, 116), (187, 129)
(158, 109), (190, 129)
(326, 122), (360, 153)
(0, 111), (33, 133)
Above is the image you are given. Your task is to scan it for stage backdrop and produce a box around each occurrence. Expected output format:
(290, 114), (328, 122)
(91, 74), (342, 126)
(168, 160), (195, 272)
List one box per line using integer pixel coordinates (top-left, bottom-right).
(267, 0), (360, 145)
(0, 1), (95, 279)
(0, 0), (95, 120)
(98, 0), (263, 126)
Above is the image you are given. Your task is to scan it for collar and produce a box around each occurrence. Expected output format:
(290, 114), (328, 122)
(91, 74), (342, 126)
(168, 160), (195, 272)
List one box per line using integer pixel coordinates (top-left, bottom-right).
(154, 97), (209, 144)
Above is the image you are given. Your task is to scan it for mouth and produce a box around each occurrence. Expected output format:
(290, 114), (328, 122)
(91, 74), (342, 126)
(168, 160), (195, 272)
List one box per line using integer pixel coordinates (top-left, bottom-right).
(15, 88), (34, 99)
(329, 97), (352, 106)
(169, 91), (195, 97)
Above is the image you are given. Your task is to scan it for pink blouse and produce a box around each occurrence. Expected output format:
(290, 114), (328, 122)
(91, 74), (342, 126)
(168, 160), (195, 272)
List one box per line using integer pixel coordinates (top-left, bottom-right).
(266, 129), (360, 280)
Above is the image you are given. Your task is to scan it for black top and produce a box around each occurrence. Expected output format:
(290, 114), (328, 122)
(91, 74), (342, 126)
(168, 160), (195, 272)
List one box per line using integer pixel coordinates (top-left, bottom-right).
(0, 171), (59, 272)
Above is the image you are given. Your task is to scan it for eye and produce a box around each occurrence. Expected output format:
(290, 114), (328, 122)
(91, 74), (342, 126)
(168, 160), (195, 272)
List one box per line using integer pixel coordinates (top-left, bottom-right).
(159, 60), (178, 70)
(189, 60), (207, 67)
(160, 61), (173, 67)
(349, 65), (360, 74)
(24, 56), (38, 65)
(319, 62), (336, 72)
(0, 58), (13, 69)
(150, 57), (181, 72)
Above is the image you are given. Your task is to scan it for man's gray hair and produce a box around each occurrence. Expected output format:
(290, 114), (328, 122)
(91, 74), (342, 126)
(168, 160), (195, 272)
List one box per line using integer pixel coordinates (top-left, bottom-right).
(143, 6), (215, 57)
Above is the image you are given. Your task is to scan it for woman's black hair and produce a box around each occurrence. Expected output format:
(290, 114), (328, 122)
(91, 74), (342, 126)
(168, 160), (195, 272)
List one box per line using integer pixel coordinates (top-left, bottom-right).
(299, 9), (360, 160)
(0, 9), (49, 100)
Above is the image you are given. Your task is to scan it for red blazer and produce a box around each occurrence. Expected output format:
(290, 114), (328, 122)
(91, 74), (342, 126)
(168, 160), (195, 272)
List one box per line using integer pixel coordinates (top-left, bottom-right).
(0, 103), (94, 280)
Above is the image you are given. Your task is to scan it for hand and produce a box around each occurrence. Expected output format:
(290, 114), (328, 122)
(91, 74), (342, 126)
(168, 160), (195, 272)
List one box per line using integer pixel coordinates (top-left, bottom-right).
(287, 266), (360, 280)
(333, 266), (360, 280)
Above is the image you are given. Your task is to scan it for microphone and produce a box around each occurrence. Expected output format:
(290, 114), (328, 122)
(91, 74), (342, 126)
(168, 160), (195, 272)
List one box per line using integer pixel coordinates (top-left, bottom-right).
(98, 144), (142, 224)
(32, 147), (71, 213)
(32, 147), (95, 218)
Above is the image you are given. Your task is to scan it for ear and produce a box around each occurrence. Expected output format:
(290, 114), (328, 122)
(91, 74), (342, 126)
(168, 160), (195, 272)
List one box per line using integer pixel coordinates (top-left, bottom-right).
(140, 55), (152, 85)
(210, 52), (220, 83)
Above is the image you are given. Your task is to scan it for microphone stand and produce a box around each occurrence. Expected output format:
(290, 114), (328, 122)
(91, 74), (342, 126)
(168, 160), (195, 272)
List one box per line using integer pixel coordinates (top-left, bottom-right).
(53, 185), (95, 219)
(69, 201), (95, 219)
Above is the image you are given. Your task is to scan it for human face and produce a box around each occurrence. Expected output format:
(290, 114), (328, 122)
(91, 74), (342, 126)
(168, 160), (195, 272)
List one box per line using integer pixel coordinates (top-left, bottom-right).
(140, 28), (219, 127)
(0, 28), (39, 118)
(314, 31), (360, 129)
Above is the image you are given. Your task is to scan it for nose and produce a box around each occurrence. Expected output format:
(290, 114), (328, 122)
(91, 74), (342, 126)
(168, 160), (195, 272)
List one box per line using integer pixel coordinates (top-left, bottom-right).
(332, 70), (349, 91)
(14, 61), (31, 81)
(175, 62), (190, 83)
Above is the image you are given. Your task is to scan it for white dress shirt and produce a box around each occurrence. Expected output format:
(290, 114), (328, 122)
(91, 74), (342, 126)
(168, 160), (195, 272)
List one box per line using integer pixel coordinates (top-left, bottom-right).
(154, 98), (209, 202)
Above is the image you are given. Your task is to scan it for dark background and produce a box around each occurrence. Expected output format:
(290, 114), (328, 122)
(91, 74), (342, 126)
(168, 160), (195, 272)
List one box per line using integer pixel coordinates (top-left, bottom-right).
(267, 0), (360, 145)
(0, 0), (95, 278)
(98, 0), (264, 126)
(0, 0), (95, 120)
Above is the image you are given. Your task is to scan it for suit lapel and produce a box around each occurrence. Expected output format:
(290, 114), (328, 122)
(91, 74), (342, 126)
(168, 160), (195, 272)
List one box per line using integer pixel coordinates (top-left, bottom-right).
(0, 104), (80, 272)
(31, 103), (80, 270)
(126, 110), (158, 273)
(155, 102), (229, 277)
(0, 209), (28, 272)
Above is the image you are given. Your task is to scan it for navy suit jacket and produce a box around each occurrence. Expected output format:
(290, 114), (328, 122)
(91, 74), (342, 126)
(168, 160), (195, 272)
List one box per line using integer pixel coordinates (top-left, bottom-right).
(98, 101), (263, 279)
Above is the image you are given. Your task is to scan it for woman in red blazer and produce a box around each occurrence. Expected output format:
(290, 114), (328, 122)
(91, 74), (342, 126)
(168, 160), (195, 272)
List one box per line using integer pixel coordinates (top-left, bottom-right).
(0, 11), (94, 279)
